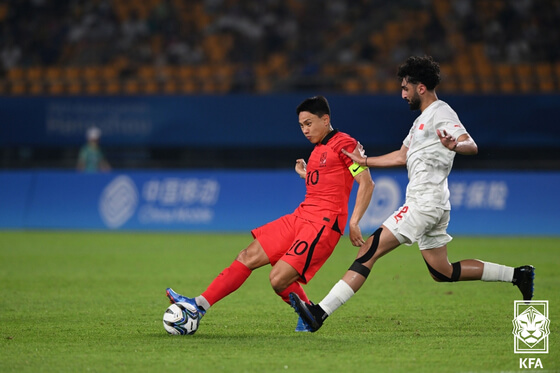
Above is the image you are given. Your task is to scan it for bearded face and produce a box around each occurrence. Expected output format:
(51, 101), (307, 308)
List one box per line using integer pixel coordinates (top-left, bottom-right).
(400, 78), (422, 111)
(407, 89), (421, 111)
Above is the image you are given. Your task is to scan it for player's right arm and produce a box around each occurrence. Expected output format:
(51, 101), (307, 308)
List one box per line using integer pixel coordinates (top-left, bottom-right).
(342, 144), (408, 168)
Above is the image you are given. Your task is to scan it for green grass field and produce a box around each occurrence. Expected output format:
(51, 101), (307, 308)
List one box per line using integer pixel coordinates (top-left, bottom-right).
(0, 231), (558, 372)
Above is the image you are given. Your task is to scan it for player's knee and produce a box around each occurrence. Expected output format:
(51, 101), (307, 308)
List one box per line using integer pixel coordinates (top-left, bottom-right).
(424, 261), (461, 282)
(236, 243), (268, 270)
(269, 274), (288, 293)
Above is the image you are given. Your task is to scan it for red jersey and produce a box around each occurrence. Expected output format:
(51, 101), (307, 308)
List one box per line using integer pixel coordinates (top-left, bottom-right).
(293, 130), (357, 234)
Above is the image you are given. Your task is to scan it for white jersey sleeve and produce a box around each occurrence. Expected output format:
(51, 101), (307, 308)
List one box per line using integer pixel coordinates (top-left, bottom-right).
(434, 104), (468, 141)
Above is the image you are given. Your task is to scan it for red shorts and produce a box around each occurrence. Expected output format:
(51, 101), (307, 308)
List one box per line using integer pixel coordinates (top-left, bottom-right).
(251, 214), (342, 283)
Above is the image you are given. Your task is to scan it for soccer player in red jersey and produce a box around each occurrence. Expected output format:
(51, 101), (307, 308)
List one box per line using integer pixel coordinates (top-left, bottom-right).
(167, 96), (374, 331)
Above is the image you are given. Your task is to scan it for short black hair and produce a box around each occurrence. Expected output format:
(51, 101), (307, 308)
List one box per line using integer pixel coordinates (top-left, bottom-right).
(397, 55), (440, 90)
(296, 95), (331, 117)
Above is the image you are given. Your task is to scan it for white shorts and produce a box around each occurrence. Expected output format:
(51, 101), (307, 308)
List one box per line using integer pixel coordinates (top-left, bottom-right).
(382, 203), (452, 250)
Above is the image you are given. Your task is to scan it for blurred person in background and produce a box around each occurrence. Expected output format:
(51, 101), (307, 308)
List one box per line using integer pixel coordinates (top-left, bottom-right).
(77, 126), (111, 173)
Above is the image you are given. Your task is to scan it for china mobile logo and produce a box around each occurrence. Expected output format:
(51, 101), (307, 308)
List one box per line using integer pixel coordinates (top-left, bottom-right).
(512, 300), (550, 354)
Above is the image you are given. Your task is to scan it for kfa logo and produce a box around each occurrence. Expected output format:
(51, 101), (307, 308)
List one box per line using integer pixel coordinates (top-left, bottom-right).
(512, 300), (550, 354)
(519, 358), (543, 369)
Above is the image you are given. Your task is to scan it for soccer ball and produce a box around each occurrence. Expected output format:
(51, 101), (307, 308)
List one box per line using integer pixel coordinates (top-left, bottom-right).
(163, 302), (200, 335)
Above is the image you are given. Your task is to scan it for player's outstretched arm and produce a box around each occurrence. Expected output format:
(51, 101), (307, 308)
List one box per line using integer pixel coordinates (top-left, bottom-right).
(342, 144), (407, 168)
(437, 130), (478, 155)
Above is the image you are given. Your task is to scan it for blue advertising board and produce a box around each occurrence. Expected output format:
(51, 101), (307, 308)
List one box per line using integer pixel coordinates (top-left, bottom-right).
(0, 172), (33, 228)
(1, 170), (559, 235)
(21, 170), (304, 231)
(1, 94), (559, 148)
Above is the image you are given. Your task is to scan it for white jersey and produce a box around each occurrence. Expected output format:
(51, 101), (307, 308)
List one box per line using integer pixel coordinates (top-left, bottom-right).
(402, 100), (468, 210)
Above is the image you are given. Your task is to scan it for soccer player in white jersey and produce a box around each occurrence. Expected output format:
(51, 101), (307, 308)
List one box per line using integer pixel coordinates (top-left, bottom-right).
(290, 55), (535, 332)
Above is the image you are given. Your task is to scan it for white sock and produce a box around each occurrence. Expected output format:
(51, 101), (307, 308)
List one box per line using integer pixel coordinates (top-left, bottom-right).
(195, 295), (211, 311)
(318, 280), (355, 316)
(481, 262), (514, 282)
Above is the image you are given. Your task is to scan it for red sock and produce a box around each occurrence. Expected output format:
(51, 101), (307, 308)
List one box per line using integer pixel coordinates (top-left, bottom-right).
(277, 282), (310, 305)
(201, 260), (252, 306)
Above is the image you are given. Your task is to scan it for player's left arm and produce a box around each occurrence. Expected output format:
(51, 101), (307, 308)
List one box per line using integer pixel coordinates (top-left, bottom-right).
(346, 144), (375, 247)
(437, 130), (478, 155)
(295, 158), (307, 179)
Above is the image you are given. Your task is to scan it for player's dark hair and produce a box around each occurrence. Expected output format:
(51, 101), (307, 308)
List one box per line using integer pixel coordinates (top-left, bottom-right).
(296, 95), (331, 118)
(397, 55), (440, 90)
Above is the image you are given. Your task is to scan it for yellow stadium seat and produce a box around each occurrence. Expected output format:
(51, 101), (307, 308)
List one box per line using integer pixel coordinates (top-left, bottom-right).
(10, 82), (26, 95)
(45, 67), (62, 82)
(7, 67), (24, 81)
(85, 81), (102, 95)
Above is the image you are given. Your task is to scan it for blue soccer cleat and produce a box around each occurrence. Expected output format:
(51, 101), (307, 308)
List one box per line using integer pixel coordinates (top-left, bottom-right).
(289, 293), (326, 332)
(295, 316), (312, 332)
(166, 288), (206, 317)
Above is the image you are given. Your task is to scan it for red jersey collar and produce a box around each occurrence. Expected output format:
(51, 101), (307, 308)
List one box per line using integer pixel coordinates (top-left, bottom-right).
(320, 129), (338, 145)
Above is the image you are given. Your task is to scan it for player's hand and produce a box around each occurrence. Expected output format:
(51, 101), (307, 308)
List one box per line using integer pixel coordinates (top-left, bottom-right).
(341, 142), (367, 166)
(348, 223), (365, 247)
(436, 129), (458, 151)
(295, 159), (307, 179)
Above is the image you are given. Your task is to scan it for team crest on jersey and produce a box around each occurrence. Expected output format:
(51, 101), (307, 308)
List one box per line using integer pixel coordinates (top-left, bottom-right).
(320, 152), (327, 167)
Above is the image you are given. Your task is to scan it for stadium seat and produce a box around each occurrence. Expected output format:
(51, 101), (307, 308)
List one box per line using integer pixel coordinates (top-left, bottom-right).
(496, 64), (515, 93)
(101, 66), (119, 81)
(178, 66), (194, 80)
(475, 62), (495, 93)
(7, 67), (24, 81)
(45, 67), (62, 82)
(515, 64), (533, 93)
(163, 80), (178, 94)
(84, 66), (101, 81)
(143, 80), (159, 94)
(26, 67), (43, 81)
(365, 80), (380, 93)
(64, 67), (80, 82)
(342, 78), (362, 93)
(67, 81), (82, 95)
(460, 78), (477, 94)
(106, 81), (121, 94)
(124, 80), (140, 94)
(85, 81), (102, 95)
(138, 66), (156, 81)
(10, 82), (26, 95)
(29, 81), (43, 95)
(47, 82), (65, 95)
(534, 63), (554, 92)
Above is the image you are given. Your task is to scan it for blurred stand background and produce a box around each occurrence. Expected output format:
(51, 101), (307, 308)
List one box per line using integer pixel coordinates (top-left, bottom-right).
(1, 0), (559, 170)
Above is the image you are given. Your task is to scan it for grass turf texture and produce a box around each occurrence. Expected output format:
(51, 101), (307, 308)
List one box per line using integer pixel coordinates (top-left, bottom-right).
(0, 231), (558, 373)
